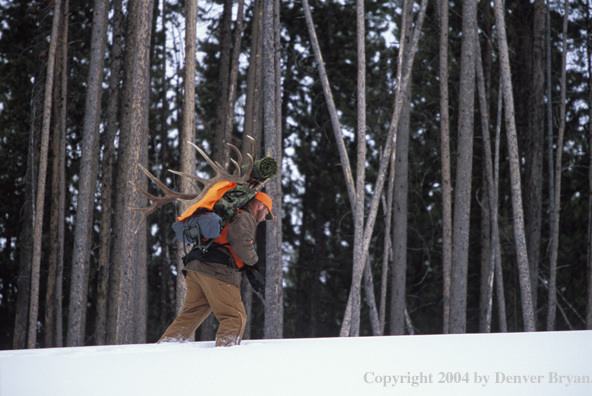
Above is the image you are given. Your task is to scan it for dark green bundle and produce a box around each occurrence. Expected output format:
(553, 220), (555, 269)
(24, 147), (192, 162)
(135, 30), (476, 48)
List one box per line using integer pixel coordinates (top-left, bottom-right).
(242, 157), (278, 181)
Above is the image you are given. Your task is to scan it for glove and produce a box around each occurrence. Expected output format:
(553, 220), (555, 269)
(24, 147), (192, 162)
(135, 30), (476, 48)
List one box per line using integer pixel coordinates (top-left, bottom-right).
(244, 263), (265, 292)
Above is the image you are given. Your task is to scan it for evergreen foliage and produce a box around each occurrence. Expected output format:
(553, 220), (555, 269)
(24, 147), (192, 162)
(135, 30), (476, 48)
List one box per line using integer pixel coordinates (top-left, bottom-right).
(0, 0), (591, 348)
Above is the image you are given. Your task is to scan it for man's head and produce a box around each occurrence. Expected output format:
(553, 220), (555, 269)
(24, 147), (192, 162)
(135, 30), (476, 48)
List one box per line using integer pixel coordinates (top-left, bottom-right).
(248, 192), (274, 223)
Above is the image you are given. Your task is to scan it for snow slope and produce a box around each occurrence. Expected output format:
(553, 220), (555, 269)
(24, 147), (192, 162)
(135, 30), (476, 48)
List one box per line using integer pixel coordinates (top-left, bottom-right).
(1, 330), (591, 396)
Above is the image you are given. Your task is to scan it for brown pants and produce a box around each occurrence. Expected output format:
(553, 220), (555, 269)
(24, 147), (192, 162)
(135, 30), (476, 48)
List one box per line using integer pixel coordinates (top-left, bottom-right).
(158, 271), (246, 347)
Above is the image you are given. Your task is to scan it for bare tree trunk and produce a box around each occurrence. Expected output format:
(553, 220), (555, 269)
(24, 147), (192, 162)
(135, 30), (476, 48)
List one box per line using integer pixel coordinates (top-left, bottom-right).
(547, 0), (568, 331)
(28, 0), (63, 349)
(45, 0), (68, 347)
(299, 0), (427, 336)
(54, 29), (67, 346)
(96, 0), (124, 346)
(175, 0), (198, 324)
(110, 0), (154, 344)
(449, 0), (477, 334)
(546, 0), (555, 323)
(242, 0), (263, 157)
(223, 0), (245, 147)
(492, 0), (535, 332)
(213, 0), (234, 167)
(134, 131), (149, 343)
(522, 0), (546, 324)
(476, 34), (505, 333)
(363, 257), (381, 336)
(345, 0), (368, 337)
(14, 52), (45, 350)
(439, 0), (452, 337)
(67, 0), (109, 347)
(263, 0), (283, 339)
(389, 0), (414, 337)
(379, 153), (395, 333)
(587, 0), (592, 330)
(493, 78), (508, 332)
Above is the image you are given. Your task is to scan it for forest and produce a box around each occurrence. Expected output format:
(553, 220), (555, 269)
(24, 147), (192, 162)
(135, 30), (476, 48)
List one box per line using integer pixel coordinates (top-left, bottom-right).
(1, 0), (591, 350)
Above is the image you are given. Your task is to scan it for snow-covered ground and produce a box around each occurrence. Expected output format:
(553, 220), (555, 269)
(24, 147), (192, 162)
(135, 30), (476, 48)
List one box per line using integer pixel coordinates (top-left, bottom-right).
(1, 330), (591, 396)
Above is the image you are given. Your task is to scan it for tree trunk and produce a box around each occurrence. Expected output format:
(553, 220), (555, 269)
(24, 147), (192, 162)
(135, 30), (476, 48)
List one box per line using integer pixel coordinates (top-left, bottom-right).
(242, 0), (263, 158)
(345, 0), (368, 337)
(522, 0), (546, 323)
(587, 0), (592, 330)
(213, 0), (234, 167)
(134, 128), (149, 343)
(363, 257), (381, 336)
(67, 0), (109, 347)
(175, 0), (198, 328)
(299, 0), (427, 336)
(449, 0), (477, 335)
(492, 0), (535, 332)
(493, 78), (508, 332)
(547, 0), (569, 331)
(45, 0), (69, 347)
(262, 0), (283, 339)
(27, 0), (63, 349)
(476, 34), (503, 333)
(379, 153), (395, 333)
(223, 0), (245, 152)
(96, 0), (124, 346)
(110, 0), (154, 344)
(439, 0), (452, 335)
(389, 0), (413, 337)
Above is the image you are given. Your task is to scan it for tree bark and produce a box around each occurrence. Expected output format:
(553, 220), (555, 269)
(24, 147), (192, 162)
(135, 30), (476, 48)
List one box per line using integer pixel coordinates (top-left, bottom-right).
(242, 0), (263, 158)
(492, 0), (535, 332)
(175, 0), (198, 329)
(587, 0), (592, 330)
(522, 0), (546, 323)
(110, 0), (154, 344)
(299, 0), (427, 336)
(379, 153), (395, 334)
(389, 0), (413, 337)
(45, 0), (69, 347)
(213, 0), (234, 167)
(439, 0), (452, 335)
(27, 0), (63, 349)
(67, 0), (110, 347)
(547, 0), (568, 331)
(96, 0), (124, 346)
(223, 0), (245, 150)
(346, 0), (368, 337)
(476, 33), (503, 333)
(493, 78), (508, 332)
(363, 257), (381, 336)
(449, 0), (477, 334)
(263, 0), (283, 339)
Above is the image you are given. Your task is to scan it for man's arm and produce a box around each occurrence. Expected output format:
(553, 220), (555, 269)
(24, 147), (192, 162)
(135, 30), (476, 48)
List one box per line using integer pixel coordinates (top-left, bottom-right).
(226, 211), (258, 266)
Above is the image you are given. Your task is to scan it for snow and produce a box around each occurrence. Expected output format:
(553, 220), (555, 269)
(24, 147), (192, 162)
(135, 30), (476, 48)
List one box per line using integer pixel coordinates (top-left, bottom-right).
(1, 331), (591, 396)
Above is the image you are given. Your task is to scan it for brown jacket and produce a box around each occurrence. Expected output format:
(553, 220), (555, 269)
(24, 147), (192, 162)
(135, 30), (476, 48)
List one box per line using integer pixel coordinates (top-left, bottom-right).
(183, 207), (258, 287)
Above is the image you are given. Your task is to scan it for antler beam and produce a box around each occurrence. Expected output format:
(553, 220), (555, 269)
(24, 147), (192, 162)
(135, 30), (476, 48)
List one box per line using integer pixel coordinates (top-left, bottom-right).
(129, 137), (256, 233)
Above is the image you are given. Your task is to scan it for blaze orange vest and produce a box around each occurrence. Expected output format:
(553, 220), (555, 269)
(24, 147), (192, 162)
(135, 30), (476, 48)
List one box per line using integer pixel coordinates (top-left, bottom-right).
(212, 209), (251, 269)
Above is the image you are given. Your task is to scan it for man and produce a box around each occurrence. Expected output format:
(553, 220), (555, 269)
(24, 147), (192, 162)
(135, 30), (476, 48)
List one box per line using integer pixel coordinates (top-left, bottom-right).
(158, 192), (273, 347)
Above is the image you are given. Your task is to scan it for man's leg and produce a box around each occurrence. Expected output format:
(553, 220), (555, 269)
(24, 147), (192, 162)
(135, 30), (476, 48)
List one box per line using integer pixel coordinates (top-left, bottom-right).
(196, 272), (247, 347)
(158, 271), (212, 343)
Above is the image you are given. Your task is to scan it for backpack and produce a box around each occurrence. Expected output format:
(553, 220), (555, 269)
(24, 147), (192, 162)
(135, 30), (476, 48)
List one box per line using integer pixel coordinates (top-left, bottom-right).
(172, 182), (257, 251)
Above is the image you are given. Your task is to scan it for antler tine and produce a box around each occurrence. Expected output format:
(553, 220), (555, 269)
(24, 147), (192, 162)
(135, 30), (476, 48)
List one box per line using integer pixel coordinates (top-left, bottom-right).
(247, 135), (256, 158)
(167, 169), (210, 186)
(226, 143), (243, 177)
(187, 141), (228, 176)
(241, 136), (255, 182)
(129, 164), (199, 234)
